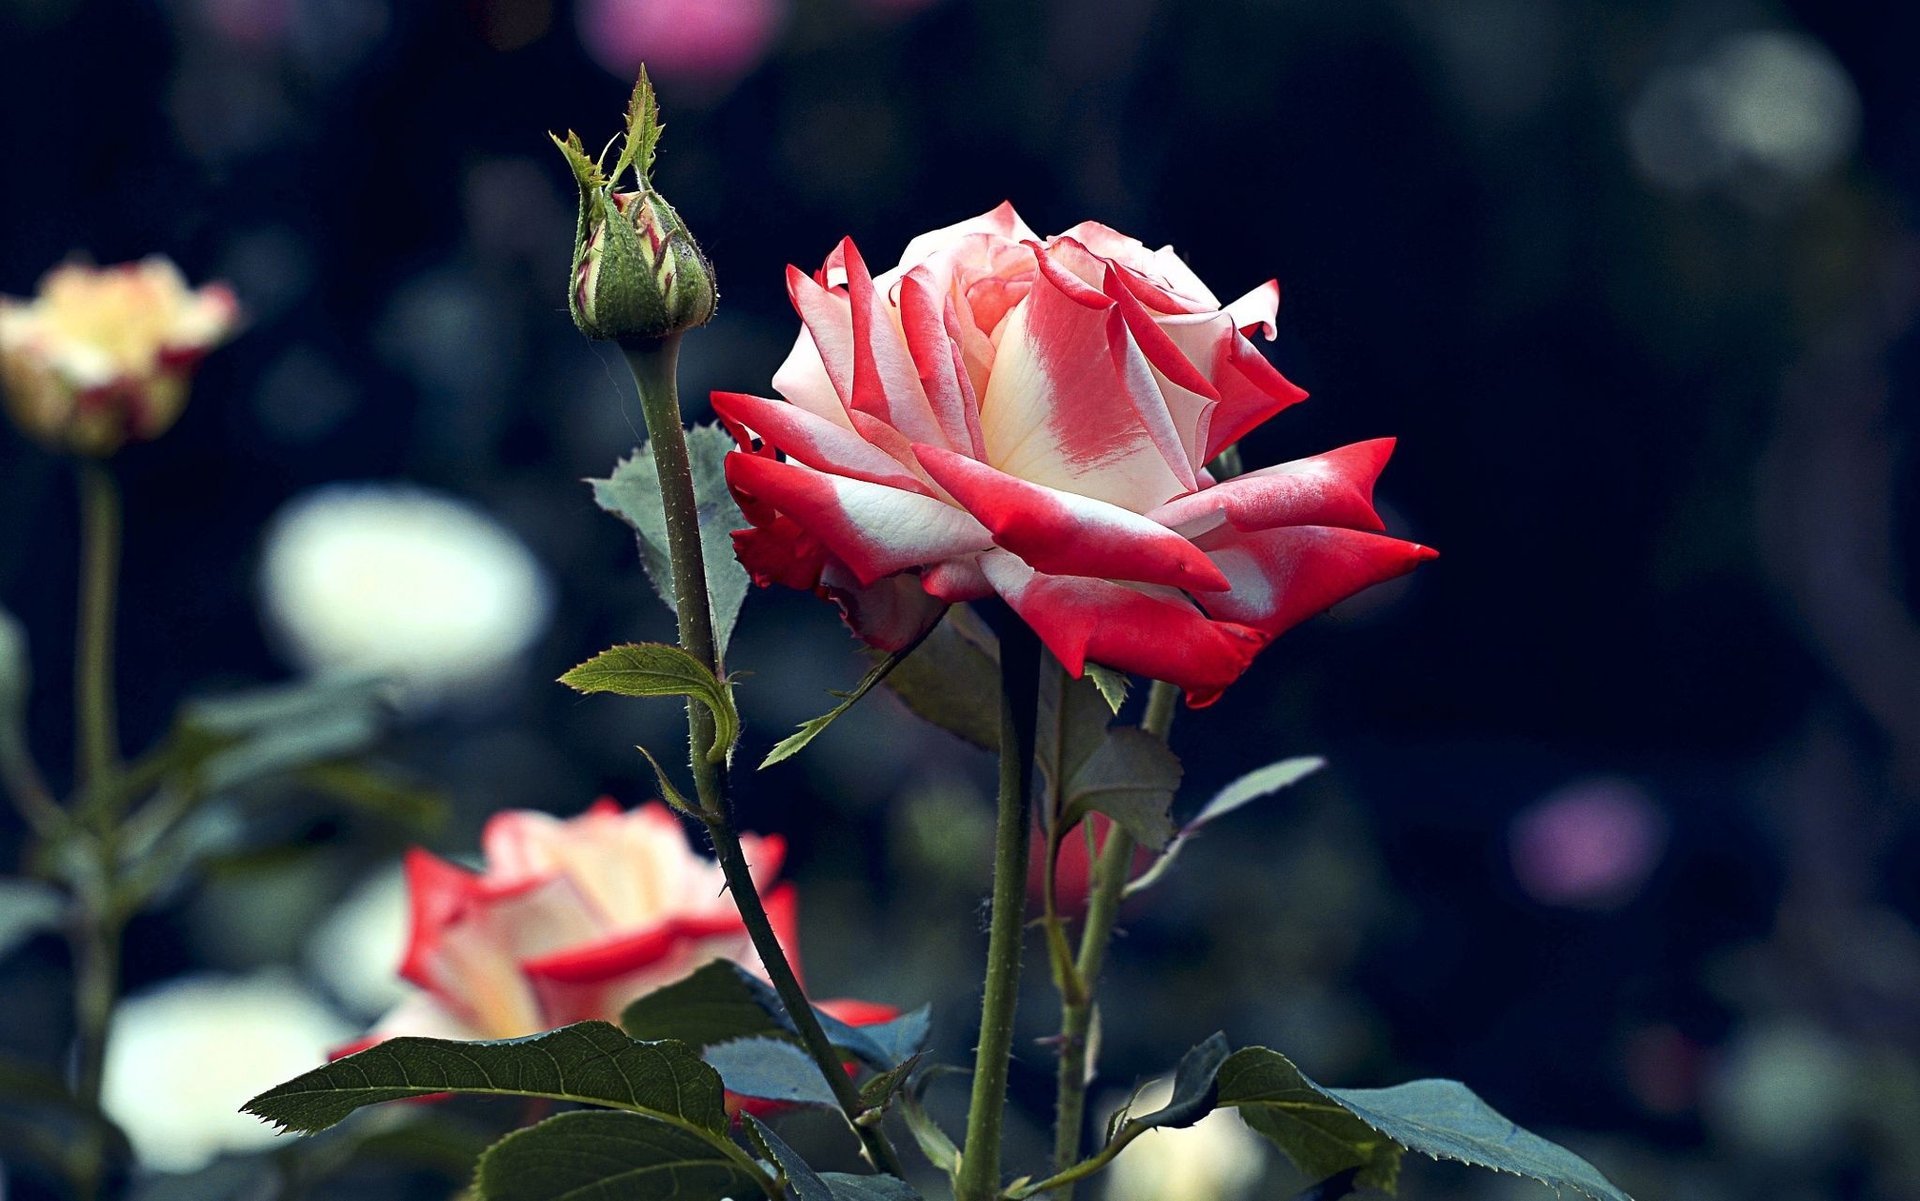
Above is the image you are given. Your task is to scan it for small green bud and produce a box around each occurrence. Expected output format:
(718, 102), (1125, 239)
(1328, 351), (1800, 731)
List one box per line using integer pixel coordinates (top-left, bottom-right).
(553, 69), (717, 345)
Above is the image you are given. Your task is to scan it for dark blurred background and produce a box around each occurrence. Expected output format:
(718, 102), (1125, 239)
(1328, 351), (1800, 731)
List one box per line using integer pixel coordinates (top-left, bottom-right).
(3, 0), (1917, 1198)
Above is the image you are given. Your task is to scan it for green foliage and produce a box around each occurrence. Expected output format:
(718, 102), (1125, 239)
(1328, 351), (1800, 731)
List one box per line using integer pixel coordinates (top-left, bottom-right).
(243, 1021), (727, 1136)
(1058, 728), (1182, 850)
(1129, 1034), (1231, 1130)
(896, 1091), (960, 1177)
(558, 642), (739, 763)
(1034, 665), (1113, 821)
(856, 1052), (923, 1116)
(879, 604), (1000, 749)
(743, 1116), (927, 1201)
(474, 1110), (765, 1201)
(1083, 662), (1129, 713)
(615, 66), (664, 183)
(1215, 1048), (1634, 1201)
(591, 428), (751, 660)
(820, 1174), (924, 1200)
(744, 1114), (828, 1199)
(708, 1037), (839, 1106)
(0, 879), (65, 961)
(619, 959), (929, 1070)
(1126, 756), (1324, 896)
(1212, 1047), (1404, 1190)
(760, 630), (930, 769)
(549, 130), (605, 192)
(176, 675), (395, 796)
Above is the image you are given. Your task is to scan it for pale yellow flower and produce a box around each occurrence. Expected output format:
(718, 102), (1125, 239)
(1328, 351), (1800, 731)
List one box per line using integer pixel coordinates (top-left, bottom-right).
(0, 257), (239, 455)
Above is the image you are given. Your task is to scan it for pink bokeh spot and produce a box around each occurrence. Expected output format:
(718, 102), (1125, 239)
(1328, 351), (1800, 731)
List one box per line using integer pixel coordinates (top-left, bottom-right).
(1509, 778), (1666, 909)
(577, 0), (787, 86)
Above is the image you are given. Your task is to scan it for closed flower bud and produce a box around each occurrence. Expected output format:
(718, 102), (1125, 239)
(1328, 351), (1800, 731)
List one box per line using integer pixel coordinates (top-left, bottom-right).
(0, 257), (238, 456)
(555, 69), (716, 344)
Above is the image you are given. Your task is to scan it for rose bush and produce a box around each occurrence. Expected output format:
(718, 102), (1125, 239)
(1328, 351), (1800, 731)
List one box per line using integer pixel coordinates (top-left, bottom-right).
(715, 203), (1435, 703)
(0, 257), (238, 456)
(348, 799), (883, 1048)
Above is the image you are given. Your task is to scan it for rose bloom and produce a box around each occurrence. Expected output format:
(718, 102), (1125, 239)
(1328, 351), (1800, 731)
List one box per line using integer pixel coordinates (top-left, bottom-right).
(349, 799), (885, 1049)
(715, 203), (1434, 704)
(0, 257), (238, 456)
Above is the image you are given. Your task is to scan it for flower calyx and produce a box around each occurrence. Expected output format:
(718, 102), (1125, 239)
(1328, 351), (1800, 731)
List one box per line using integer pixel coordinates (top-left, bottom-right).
(553, 68), (717, 346)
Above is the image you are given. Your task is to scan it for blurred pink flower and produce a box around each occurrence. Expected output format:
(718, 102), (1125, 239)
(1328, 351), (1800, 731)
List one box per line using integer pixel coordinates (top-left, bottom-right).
(1509, 778), (1665, 909)
(577, 0), (787, 88)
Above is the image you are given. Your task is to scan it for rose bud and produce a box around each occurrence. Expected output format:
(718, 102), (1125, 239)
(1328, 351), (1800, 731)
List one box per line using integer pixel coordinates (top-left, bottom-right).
(338, 799), (890, 1052)
(0, 257), (238, 456)
(714, 203), (1437, 705)
(554, 68), (717, 344)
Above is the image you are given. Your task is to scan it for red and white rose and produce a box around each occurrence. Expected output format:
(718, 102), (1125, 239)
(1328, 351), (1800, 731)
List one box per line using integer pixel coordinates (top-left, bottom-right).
(350, 799), (877, 1049)
(715, 203), (1434, 704)
(0, 257), (238, 456)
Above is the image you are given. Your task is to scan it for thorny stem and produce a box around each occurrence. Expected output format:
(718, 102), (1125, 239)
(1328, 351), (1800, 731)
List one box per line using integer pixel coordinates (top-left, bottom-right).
(621, 337), (905, 1180)
(956, 615), (1042, 1201)
(1046, 678), (1180, 1198)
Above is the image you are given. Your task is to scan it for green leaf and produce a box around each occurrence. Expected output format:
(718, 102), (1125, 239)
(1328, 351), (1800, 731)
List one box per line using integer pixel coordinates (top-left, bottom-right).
(1059, 728), (1182, 850)
(1213, 1049), (1401, 1191)
(0, 878), (65, 961)
(591, 427), (751, 661)
(744, 1114), (834, 1199)
(549, 129), (605, 191)
(634, 743), (698, 815)
(1035, 667), (1114, 823)
(1131, 1034), (1231, 1131)
(294, 761), (446, 832)
(619, 959), (929, 1069)
(880, 604), (1000, 750)
(760, 623), (936, 769)
(1217, 1048), (1635, 1200)
(1083, 663), (1129, 713)
(821, 1173), (924, 1200)
(896, 1092), (959, 1176)
(178, 675), (395, 795)
(474, 1110), (764, 1201)
(707, 1038), (839, 1106)
(614, 65), (665, 184)
(1126, 756), (1324, 897)
(243, 1021), (728, 1136)
(857, 1052), (923, 1115)
(558, 643), (739, 763)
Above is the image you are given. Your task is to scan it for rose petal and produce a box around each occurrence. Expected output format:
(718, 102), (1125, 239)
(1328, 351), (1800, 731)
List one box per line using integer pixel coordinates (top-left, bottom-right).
(977, 241), (1191, 511)
(712, 391), (928, 493)
(899, 266), (984, 454)
(1146, 439), (1396, 537)
(397, 849), (482, 991)
(843, 238), (951, 449)
(913, 443), (1229, 592)
(897, 201), (1039, 271)
(1194, 525), (1437, 636)
(724, 453), (992, 587)
(818, 562), (949, 652)
(979, 551), (1266, 706)
(779, 266), (857, 426)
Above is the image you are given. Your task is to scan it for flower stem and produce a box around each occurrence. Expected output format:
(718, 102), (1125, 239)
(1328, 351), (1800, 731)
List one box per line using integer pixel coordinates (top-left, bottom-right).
(957, 615), (1043, 1201)
(620, 336), (904, 1179)
(75, 462), (121, 796)
(68, 461), (128, 1201)
(1046, 678), (1179, 1198)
